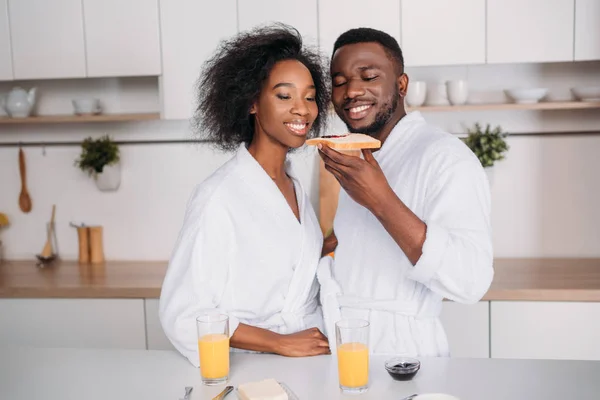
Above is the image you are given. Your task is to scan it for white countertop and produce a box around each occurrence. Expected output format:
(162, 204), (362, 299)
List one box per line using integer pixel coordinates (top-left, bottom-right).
(1, 346), (599, 399)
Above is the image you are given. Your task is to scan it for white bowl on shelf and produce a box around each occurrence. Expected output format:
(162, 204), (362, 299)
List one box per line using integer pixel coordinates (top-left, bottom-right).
(571, 86), (600, 102)
(505, 88), (548, 104)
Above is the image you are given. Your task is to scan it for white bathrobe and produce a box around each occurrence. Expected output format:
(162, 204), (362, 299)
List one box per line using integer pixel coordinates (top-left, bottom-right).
(318, 111), (494, 357)
(159, 144), (324, 367)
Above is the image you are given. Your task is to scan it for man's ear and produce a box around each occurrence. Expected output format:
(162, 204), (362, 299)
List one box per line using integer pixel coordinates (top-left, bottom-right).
(398, 73), (409, 98)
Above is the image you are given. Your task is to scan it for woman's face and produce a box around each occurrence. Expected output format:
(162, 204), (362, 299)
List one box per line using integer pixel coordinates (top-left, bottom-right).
(251, 59), (319, 149)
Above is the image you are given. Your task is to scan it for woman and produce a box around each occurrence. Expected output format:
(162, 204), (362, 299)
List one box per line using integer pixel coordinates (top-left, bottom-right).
(159, 24), (332, 367)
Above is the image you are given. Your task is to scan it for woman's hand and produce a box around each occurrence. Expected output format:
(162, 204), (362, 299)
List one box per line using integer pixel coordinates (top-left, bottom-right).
(275, 327), (331, 357)
(322, 230), (338, 256)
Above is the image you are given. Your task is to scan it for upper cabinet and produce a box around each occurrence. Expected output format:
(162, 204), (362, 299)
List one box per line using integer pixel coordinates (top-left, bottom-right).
(574, 0), (600, 61)
(402, 0), (485, 67)
(0, 0), (13, 81)
(83, 0), (161, 77)
(159, 0), (238, 120)
(238, 0), (318, 46)
(9, 0), (86, 79)
(318, 0), (401, 59)
(487, 0), (574, 64)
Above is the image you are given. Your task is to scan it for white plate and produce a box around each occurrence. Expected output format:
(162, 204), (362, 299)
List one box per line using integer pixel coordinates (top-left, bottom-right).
(236, 381), (299, 400)
(415, 394), (461, 400)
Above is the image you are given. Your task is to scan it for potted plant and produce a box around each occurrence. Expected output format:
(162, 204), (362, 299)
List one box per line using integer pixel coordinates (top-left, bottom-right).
(75, 134), (121, 191)
(462, 123), (509, 185)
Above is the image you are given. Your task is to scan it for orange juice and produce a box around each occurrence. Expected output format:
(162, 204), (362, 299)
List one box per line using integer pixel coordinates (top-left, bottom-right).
(198, 333), (229, 379)
(337, 342), (369, 388)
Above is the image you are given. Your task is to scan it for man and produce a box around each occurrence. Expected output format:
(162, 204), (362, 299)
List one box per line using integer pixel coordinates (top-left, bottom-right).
(317, 28), (494, 357)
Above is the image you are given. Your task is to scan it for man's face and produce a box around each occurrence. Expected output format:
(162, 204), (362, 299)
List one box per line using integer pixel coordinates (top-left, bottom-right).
(330, 42), (405, 136)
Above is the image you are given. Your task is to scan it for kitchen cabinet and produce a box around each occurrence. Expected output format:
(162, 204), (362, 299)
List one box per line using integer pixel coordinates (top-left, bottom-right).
(159, 0), (237, 120)
(145, 298), (175, 350)
(491, 301), (600, 360)
(401, 0), (485, 67)
(8, 0), (86, 79)
(440, 301), (490, 358)
(574, 0), (600, 61)
(318, 0), (401, 60)
(238, 0), (318, 46)
(487, 0), (574, 64)
(0, 299), (146, 349)
(83, 0), (161, 77)
(0, 0), (12, 80)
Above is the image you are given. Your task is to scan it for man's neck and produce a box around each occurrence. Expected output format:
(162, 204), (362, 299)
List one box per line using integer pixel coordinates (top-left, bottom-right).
(376, 109), (407, 146)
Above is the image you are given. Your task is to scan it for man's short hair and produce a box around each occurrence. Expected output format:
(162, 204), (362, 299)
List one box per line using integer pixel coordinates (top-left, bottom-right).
(332, 27), (404, 73)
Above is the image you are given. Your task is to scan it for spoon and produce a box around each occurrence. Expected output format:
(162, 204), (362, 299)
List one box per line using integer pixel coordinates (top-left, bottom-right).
(18, 148), (32, 213)
(212, 385), (233, 400)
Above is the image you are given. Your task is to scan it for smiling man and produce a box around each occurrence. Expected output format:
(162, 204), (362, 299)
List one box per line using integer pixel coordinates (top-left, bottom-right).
(317, 28), (494, 357)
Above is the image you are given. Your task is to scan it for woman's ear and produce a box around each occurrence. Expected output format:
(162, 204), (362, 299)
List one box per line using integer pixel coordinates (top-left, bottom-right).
(250, 103), (257, 115)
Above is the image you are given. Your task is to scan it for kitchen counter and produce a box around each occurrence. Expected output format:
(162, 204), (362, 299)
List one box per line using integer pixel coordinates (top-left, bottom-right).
(1, 346), (599, 399)
(1, 257), (600, 301)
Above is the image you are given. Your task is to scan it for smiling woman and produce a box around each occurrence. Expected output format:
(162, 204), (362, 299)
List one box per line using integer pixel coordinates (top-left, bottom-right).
(159, 23), (335, 368)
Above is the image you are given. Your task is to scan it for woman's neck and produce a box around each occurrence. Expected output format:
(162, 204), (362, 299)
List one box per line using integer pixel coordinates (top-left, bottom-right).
(247, 134), (289, 183)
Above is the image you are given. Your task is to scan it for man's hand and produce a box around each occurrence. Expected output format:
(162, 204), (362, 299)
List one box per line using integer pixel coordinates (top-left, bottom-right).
(322, 230), (338, 256)
(275, 327), (331, 357)
(318, 145), (393, 215)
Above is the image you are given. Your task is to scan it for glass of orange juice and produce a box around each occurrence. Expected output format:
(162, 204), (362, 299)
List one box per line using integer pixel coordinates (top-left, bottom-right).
(335, 318), (369, 394)
(196, 312), (230, 385)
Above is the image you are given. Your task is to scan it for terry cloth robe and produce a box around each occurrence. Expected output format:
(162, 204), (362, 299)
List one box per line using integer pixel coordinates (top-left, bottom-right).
(160, 144), (325, 367)
(318, 111), (494, 357)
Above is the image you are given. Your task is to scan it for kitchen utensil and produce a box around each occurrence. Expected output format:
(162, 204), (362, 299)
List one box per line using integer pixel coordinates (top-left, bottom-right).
(571, 86), (600, 102)
(400, 395), (418, 400)
(40, 205), (56, 258)
(212, 385), (233, 400)
(505, 88), (548, 104)
(18, 148), (32, 213)
(406, 81), (427, 107)
(179, 386), (193, 400)
(89, 226), (105, 264)
(446, 80), (469, 105)
(72, 98), (102, 115)
(409, 394), (460, 400)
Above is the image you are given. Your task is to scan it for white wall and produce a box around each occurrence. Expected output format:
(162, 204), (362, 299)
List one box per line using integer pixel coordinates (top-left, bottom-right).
(1, 61), (599, 260)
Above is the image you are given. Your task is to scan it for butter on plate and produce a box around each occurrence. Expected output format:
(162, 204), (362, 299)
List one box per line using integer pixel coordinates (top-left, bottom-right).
(238, 378), (288, 400)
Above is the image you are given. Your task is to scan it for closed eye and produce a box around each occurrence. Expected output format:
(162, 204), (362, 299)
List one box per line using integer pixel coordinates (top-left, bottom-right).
(276, 94), (291, 100)
(363, 76), (378, 82)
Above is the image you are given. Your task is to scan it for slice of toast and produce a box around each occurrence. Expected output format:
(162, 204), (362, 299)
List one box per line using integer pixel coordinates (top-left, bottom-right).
(306, 133), (381, 150)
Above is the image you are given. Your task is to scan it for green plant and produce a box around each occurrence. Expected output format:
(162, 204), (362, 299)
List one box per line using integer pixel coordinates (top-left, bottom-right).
(462, 123), (509, 168)
(74, 135), (120, 176)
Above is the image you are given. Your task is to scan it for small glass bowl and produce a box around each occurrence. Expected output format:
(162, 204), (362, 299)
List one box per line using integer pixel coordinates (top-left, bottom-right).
(384, 357), (421, 381)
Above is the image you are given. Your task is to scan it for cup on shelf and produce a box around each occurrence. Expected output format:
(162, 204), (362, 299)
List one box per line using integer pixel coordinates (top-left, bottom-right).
(446, 80), (469, 105)
(72, 98), (102, 115)
(426, 81), (450, 106)
(405, 81), (427, 107)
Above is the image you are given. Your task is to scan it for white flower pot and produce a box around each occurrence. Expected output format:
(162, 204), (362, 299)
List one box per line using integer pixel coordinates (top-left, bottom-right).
(95, 162), (121, 191)
(485, 166), (495, 187)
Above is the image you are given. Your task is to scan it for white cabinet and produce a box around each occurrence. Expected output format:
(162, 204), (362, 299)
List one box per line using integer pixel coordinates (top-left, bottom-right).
(401, 0), (485, 67)
(487, 0), (574, 64)
(0, 299), (146, 349)
(8, 0), (86, 79)
(574, 0), (600, 61)
(0, 0), (12, 80)
(159, 0), (237, 120)
(238, 0), (318, 46)
(145, 299), (175, 350)
(440, 301), (490, 358)
(318, 0), (401, 59)
(491, 301), (600, 360)
(83, 0), (161, 77)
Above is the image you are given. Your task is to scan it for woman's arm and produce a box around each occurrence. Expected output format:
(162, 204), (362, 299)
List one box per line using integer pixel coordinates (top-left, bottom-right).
(231, 324), (331, 356)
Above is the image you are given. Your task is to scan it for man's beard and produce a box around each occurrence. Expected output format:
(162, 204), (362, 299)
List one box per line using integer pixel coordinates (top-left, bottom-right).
(342, 90), (400, 137)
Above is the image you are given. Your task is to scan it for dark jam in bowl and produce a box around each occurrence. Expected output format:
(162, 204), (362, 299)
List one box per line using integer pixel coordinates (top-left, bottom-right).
(384, 357), (421, 381)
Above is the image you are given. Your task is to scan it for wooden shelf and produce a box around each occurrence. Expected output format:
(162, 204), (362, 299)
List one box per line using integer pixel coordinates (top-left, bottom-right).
(0, 113), (160, 124)
(408, 101), (600, 112)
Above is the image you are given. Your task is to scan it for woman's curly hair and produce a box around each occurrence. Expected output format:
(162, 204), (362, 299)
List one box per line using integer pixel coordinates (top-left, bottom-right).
(193, 23), (330, 151)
